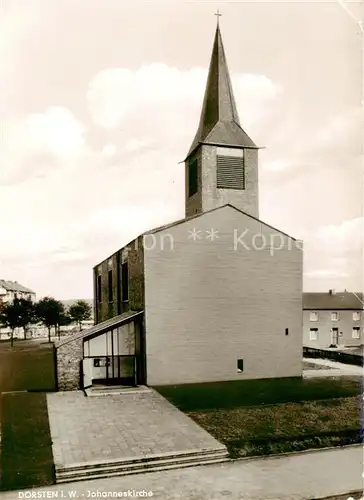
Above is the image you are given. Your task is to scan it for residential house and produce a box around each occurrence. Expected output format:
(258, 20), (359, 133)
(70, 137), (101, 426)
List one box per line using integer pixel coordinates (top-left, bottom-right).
(0, 279), (36, 306)
(0, 280), (36, 339)
(303, 290), (363, 348)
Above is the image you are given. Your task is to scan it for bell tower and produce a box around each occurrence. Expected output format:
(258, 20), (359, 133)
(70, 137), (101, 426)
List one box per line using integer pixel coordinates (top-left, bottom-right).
(185, 19), (259, 218)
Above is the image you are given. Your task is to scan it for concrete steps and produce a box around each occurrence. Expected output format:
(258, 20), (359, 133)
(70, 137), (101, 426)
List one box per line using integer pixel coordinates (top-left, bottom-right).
(85, 385), (151, 397)
(55, 447), (229, 483)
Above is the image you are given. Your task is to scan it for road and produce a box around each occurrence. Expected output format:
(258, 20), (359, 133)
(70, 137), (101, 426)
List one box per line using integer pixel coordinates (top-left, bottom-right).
(1, 445), (362, 500)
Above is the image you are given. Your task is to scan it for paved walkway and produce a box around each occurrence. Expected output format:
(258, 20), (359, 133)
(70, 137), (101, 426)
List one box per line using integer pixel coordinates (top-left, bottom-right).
(2, 445), (362, 499)
(303, 357), (364, 378)
(46, 389), (225, 468)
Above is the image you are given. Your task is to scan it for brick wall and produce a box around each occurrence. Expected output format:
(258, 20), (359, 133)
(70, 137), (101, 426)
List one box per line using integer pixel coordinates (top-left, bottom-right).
(144, 205), (303, 386)
(55, 337), (83, 391)
(94, 252), (120, 323)
(128, 236), (145, 311)
(93, 238), (145, 325)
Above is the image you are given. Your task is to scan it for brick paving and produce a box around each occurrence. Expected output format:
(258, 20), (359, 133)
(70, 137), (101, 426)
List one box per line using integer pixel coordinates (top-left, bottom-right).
(46, 389), (225, 468)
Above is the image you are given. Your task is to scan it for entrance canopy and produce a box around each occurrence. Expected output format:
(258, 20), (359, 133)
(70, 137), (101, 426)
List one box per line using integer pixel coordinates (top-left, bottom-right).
(80, 310), (143, 342)
(76, 311), (144, 389)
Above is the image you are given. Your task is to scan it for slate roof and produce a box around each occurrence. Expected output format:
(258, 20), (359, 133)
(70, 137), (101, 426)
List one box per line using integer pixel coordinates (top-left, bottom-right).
(0, 280), (35, 294)
(303, 292), (364, 310)
(55, 310), (143, 348)
(186, 25), (258, 159)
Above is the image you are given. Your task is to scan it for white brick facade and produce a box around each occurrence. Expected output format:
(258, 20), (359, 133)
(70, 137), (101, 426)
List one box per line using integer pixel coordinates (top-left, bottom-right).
(144, 205), (303, 386)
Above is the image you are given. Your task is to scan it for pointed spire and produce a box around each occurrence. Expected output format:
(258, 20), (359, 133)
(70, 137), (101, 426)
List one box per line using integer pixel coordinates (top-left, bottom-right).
(186, 23), (257, 158)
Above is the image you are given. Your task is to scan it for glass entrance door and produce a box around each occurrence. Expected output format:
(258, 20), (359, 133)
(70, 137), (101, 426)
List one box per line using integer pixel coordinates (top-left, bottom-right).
(104, 355), (135, 385)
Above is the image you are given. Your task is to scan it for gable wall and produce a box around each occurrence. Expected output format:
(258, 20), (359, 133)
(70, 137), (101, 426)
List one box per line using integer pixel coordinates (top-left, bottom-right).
(144, 206), (303, 385)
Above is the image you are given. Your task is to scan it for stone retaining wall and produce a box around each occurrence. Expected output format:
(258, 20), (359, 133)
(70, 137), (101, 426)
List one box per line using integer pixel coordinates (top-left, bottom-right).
(55, 337), (83, 391)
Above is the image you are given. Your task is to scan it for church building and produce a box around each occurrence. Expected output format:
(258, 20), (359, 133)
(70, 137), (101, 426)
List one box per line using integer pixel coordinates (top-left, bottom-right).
(57, 23), (303, 391)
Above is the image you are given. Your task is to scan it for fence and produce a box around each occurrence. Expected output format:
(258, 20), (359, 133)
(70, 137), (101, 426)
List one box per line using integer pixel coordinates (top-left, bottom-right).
(303, 346), (363, 367)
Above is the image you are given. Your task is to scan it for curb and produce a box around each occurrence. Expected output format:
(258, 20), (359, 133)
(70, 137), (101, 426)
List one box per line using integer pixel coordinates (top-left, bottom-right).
(231, 443), (363, 463)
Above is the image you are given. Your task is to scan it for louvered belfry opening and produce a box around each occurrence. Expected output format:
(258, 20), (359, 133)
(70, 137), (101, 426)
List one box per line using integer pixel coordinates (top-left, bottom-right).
(216, 154), (245, 190)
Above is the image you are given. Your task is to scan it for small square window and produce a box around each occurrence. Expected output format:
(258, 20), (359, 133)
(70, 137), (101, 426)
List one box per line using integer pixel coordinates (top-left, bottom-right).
(331, 312), (338, 321)
(310, 312), (318, 322)
(353, 312), (361, 321)
(237, 359), (244, 372)
(309, 328), (318, 341)
(352, 327), (360, 339)
(93, 359), (100, 367)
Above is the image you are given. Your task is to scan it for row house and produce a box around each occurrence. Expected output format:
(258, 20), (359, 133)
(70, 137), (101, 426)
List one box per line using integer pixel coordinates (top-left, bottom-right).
(303, 290), (363, 348)
(0, 280), (36, 307)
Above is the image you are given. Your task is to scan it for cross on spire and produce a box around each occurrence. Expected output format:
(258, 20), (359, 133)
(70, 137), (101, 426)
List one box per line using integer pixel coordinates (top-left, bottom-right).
(214, 9), (222, 26)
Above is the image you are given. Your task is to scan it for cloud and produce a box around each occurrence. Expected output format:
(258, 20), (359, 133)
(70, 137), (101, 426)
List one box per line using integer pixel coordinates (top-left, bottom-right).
(102, 143), (116, 157)
(304, 269), (349, 279)
(87, 65), (282, 146)
(1, 106), (86, 185)
(302, 217), (363, 289)
(311, 107), (363, 160)
(86, 203), (181, 247)
(301, 217), (363, 261)
(312, 217), (364, 254)
(0, 60), (361, 298)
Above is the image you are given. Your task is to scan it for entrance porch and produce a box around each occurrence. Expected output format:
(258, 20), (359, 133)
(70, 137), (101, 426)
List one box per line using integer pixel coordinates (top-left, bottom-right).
(81, 311), (145, 389)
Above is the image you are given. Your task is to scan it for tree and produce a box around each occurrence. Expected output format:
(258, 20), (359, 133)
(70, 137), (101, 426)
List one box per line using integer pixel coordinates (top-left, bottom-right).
(35, 297), (65, 343)
(17, 298), (37, 340)
(56, 311), (73, 340)
(0, 299), (23, 347)
(68, 300), (92, 331)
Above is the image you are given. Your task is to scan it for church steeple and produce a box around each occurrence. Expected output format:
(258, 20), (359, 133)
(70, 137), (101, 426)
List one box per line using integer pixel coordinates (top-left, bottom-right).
(186, 24), (257, 159)
(185, 19), (259, 220)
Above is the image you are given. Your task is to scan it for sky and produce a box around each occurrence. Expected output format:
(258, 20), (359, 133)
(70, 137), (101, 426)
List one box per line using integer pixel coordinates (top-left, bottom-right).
(0, 0), (363, 299)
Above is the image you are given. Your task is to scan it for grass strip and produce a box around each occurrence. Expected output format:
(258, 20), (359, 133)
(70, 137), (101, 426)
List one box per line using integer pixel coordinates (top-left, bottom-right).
(186, 396), (362, 458)
(227, 430), (362, 458)
(0, 392), (55, 491)
(155, 376), (362, 411)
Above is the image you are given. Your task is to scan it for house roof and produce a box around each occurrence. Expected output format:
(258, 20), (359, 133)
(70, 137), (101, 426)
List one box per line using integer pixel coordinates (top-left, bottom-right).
(145, 203), (299, 242)
(303, 292), (364, 310)
(0, 280), (35, 294)
(55, 310), (143, 348)
(186, 25), (258, 160)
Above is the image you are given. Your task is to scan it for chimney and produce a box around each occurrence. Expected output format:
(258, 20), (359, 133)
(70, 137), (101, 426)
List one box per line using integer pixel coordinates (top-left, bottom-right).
(329, 289), (336, 295)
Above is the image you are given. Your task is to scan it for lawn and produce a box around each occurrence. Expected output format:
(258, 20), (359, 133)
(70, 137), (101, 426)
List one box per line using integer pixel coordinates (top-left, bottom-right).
(0, 392), (55, 491)
(188, 396), (362, 457)
(155, 377), (363, 457)
(0, 340), (56, 392)
(155, 376), (362, 412)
